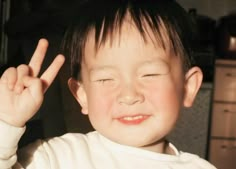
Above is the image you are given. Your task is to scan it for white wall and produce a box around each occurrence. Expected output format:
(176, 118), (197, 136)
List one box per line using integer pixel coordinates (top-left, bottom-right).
(176, 0), (236, 19)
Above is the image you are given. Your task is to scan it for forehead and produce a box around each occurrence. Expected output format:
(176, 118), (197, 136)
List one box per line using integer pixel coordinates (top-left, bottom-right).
(83, 18), (172, 60)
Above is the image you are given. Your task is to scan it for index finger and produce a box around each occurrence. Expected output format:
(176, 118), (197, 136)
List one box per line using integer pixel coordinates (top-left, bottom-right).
(28, 39), (49, 77)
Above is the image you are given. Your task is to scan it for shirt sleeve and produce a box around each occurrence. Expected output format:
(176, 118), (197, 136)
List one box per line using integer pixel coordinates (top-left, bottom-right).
(0, 120), (25, 169)
(0, 120), (53, 169)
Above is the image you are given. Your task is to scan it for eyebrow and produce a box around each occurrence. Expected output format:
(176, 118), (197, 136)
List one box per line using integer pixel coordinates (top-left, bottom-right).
(142, 59), (166, 65)
(137, 59), (170, 73)
(139, 57), (169, 66)
(89, 65), (116, 74)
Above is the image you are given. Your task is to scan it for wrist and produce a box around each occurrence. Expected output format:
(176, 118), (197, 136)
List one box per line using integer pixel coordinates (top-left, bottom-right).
(0, 120), (26, 147)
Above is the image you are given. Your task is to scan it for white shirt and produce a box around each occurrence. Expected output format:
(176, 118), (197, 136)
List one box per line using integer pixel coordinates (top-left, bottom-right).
(0, 120), (217, 169)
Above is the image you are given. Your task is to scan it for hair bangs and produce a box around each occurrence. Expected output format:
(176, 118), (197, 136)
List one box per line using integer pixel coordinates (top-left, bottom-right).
(62, 0), (195, 80)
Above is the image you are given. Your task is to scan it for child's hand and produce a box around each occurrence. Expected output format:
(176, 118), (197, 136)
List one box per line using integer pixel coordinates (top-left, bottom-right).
(0, 39), (65, 127)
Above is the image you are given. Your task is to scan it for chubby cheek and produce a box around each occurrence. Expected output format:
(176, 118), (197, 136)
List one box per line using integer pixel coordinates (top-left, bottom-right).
(87, 87), (116, 121)
(145, 80), (182, 120)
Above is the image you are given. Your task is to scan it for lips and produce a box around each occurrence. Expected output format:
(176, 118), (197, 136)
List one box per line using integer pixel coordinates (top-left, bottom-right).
(117, 115), (150, 125)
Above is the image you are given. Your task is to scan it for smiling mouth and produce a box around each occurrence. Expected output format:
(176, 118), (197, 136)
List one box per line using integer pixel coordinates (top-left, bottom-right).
(117, 115), (150, 125)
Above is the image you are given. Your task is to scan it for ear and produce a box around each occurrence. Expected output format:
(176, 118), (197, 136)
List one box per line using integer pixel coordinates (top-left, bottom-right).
(68, 78), (88, 115)
(183, 66), (203, 107)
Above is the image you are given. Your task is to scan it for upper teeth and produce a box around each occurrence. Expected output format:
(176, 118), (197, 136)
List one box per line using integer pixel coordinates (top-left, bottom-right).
(123, 115), (144, 121)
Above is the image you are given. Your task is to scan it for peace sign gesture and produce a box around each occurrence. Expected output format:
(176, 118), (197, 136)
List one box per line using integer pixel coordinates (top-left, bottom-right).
(0, 39), (65, 127)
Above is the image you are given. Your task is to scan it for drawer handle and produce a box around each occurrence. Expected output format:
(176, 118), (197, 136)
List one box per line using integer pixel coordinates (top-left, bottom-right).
(226, 73), (236, 77)
(223, 109), (236, 114)
(221, 145), (236, 149)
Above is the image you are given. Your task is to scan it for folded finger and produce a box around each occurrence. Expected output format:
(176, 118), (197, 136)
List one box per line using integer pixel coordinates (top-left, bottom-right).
(23, 76), (44, 106)
(15, 65), (30, 93)
(0, 67), (17, 90)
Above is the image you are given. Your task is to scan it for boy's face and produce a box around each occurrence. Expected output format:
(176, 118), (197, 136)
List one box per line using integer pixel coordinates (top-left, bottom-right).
(69, 22), (202, 152)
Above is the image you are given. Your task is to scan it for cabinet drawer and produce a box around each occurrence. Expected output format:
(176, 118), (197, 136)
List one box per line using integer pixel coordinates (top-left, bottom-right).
(214, 66), (236, 102)
(209, 139), (236, 169)
(211, 103), (236, 137)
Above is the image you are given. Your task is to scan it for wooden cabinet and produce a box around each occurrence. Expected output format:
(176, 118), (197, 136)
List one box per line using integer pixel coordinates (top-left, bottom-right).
(209, 59), (236, 169)
(209, 139), (236, 169)
(214, 65), (236, 102)
(211, 103), (236, 138)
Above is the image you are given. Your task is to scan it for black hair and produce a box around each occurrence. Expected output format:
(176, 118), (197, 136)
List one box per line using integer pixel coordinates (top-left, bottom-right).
(62, 0), (197, 81)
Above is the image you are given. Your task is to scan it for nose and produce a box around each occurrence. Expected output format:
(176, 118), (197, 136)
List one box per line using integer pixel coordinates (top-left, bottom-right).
(117, 81), (144, 105)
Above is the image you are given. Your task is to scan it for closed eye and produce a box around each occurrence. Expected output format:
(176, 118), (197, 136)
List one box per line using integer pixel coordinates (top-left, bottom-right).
(96, 79), (113, 83)
(142, 74), (160, 77)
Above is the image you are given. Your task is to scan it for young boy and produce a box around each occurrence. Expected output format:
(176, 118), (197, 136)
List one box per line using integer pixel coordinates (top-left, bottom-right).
(0, 0), (216, 168)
